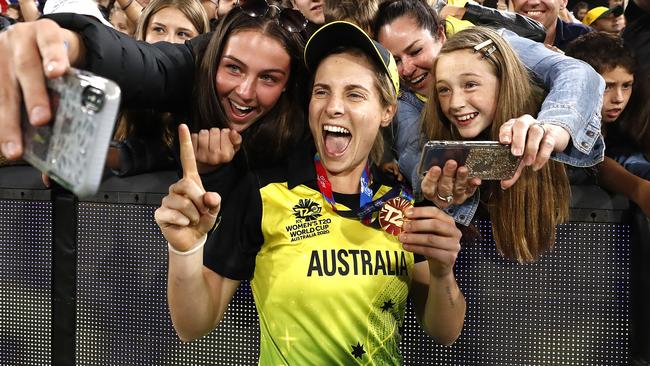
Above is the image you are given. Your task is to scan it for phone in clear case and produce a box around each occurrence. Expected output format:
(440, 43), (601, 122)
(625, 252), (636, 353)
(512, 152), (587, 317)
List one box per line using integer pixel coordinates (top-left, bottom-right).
(417, 141), (522, 180)
(21, 68), (121, 198)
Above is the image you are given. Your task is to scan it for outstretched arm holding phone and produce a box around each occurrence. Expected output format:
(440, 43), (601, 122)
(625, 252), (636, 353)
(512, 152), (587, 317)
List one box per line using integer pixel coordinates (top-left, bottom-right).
(0, 19), (85, 160)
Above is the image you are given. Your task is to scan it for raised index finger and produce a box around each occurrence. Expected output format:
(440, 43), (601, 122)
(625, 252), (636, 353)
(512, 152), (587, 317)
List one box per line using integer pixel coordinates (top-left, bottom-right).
(178, 124), (202, 187)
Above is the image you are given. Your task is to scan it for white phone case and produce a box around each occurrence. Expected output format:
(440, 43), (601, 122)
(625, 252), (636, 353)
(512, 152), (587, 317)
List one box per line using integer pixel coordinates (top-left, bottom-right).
(21, 68), (121, 198)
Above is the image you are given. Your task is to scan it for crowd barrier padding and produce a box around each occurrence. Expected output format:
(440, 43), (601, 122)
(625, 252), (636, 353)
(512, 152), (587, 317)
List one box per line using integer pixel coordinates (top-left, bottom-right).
(1, 165), (647, 365)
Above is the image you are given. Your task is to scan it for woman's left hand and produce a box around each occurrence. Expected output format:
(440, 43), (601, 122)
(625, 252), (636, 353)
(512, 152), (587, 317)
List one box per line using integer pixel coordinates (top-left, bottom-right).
(398, 206), (461, 278)
(498, 114), (570, 189)
(191, 128), (242, 174)
(421, 160), (481, 209)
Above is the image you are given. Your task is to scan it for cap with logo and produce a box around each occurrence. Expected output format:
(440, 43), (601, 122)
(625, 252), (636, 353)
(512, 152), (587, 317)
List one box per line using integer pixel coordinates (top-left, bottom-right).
(582, 5), (624, 26)
(304, 21), (400, 95)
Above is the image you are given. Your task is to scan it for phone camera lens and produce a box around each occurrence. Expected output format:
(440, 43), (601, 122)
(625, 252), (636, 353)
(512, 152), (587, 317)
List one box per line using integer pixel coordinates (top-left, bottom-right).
(82, 86), (105, 112)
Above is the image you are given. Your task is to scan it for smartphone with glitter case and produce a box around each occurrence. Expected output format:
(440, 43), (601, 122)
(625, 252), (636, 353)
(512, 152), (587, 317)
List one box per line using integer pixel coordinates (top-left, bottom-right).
(21, 68), (121, 198)
(417, 141), (522, 180)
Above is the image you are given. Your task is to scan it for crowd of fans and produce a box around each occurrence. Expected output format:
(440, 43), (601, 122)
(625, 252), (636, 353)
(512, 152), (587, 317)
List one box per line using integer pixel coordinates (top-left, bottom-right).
(3, 0), (645, 220)
(0, 0), (649, 363)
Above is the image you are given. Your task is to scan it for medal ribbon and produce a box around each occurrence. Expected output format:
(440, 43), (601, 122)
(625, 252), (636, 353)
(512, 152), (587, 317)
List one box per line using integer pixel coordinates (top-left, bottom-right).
(314, 154), (413, 225)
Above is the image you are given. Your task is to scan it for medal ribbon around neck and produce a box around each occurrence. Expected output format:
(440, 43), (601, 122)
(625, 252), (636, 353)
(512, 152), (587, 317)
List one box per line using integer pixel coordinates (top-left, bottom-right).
(313, 154), (414, 227)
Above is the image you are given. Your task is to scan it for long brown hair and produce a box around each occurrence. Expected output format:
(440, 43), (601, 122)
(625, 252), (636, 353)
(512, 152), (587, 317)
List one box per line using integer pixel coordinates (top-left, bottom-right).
(421, 27), (569, 263)
(192, 5), (308, 166)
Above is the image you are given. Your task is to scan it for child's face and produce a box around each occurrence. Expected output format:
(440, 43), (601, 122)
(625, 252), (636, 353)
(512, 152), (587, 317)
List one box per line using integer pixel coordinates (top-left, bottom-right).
(601, 66), (634, 124)
(434, 49), (499, 139)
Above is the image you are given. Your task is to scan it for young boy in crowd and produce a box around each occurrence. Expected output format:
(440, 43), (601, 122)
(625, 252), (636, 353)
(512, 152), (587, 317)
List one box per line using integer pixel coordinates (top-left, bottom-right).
(581, 6), (625, 36)
(566, 32), (650, 216)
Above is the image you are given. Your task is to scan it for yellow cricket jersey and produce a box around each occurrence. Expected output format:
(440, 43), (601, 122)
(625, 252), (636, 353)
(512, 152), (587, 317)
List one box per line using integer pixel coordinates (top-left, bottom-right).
(203, 145), (421, 365)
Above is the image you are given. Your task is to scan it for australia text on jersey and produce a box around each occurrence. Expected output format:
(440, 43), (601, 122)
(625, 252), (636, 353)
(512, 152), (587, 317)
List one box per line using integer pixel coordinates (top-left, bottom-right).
(307, 249), (408, 277)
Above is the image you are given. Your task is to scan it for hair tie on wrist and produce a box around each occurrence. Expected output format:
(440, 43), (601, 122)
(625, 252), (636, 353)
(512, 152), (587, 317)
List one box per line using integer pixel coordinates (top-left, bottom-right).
(123, 0), (134, 10)
(168, 235), (207, 256)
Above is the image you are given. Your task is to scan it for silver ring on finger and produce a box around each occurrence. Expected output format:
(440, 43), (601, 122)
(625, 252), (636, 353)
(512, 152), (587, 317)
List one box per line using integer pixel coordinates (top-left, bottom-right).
(436, 192), (453, 204)
(534, 122), (546, 135)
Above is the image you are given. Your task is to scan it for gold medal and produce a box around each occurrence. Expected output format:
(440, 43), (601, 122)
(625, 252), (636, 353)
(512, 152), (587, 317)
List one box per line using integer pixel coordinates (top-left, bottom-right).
(379, 196), (412, 236)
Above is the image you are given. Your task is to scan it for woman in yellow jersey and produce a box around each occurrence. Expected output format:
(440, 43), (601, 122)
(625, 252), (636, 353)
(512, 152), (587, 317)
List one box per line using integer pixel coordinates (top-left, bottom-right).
(155, 21), (466, 365)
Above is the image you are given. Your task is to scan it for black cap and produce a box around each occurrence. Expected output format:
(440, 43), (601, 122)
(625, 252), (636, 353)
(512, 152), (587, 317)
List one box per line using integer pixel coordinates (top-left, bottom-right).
(304, 21), (400, 94)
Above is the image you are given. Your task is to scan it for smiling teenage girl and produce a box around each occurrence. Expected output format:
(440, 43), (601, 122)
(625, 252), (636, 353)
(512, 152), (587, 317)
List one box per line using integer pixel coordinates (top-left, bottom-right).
(0, 0), (308, 171)
(373, 0), (603, 226)
(422, 27), (570, 262)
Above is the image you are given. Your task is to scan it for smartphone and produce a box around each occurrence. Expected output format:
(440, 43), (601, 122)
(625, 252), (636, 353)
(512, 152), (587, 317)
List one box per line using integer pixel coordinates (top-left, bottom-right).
(417, 141), (522, 180)
(21, 68), (121, 198)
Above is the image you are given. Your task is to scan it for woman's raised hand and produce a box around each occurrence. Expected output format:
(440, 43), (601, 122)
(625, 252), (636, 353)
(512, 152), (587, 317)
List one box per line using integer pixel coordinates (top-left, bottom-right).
(155, 124), (221, 250)
(191, 128), (242, 174)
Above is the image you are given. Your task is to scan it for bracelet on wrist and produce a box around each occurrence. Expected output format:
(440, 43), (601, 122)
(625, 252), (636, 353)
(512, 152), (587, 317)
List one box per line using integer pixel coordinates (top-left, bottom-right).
(168, 235), (207, 256)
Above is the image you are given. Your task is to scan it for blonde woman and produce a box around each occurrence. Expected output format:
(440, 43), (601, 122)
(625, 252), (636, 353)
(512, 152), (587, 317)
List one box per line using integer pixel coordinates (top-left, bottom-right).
(156, 21), (465, 364)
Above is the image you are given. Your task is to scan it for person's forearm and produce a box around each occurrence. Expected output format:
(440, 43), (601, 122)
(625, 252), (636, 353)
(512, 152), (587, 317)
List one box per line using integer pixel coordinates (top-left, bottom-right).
(598, 157), (645, 204)
(17, 0), (40, 21)
(62, 29), (86, 67)
(42, 13), (196, 112)
(463, 3), (546, 42)
(167, 241), (231, 342)
(505, 29), (604, 159)
(419, 271), (466, 345)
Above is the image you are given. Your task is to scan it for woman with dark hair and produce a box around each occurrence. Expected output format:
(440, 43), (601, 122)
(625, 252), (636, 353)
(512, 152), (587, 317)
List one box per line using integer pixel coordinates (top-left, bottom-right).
(0, 0), (310, 179)
(189, 2), (309, 170)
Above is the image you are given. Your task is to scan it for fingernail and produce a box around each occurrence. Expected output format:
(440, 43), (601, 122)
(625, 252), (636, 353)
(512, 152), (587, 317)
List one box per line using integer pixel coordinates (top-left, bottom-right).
(2, 142), (18, 158)
(404, 208), (414, 217)
(402, 222), (411, 231)
(30, 106), (49, 124)
(512, 148), (522, 156)
(502, 136), (510, 143)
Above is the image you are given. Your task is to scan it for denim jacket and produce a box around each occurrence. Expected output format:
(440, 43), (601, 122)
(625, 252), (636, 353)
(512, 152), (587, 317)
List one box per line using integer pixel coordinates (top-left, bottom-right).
(395, 29), (605, 226)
